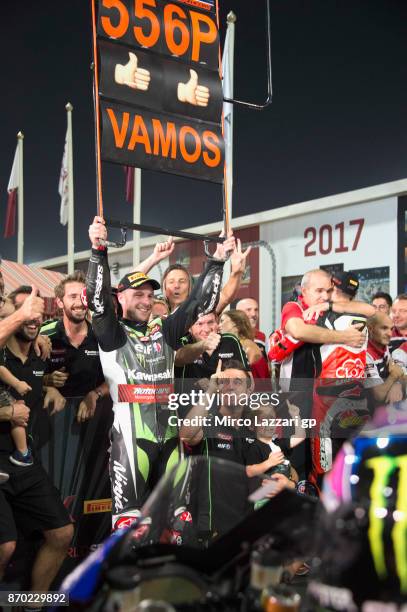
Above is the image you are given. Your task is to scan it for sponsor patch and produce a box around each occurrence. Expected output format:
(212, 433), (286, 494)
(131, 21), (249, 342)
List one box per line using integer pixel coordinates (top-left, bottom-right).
(83, 498), (112, 514)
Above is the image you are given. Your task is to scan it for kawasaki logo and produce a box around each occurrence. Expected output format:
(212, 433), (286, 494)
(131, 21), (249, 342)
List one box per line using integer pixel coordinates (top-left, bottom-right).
(126, 368), (171, 381)
(367, 454), (407, 593)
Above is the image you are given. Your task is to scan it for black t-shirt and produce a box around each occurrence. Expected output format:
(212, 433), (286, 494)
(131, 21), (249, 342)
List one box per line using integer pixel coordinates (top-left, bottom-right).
(193, 405), (254, 536)
(41, 319), (104, 398)
(246, 437), (291, 466)
(0, 345), (48, 455)
(175, 332), (250, 395)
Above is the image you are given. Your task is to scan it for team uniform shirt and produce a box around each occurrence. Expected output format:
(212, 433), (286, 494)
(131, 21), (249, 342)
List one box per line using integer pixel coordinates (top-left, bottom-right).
(0, 346), (48, 456)
(194, 404), (254, 536)
(389, 327), (407, 354)
(278, 297), (316, 388)
(392, 341), (407, 374)
(175, 332), (250, 395)
(41, 319), (104, 398)
(365, 340), (391, 386)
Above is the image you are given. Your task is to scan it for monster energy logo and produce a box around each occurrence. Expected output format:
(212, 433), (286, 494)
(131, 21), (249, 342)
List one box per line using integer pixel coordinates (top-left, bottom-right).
(367, 454), (407, 593)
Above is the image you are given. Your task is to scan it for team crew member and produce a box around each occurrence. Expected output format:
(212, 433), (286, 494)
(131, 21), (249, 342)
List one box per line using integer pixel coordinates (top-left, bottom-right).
(390, 294), (407, 353)
(371, 291), (392, 315)
(365, 313), (405, 405)
(309, 271), (375, 482)
(41, 271), (106, 421)
(139, 235), (250, 315)
(0, 293), (72, 595)
(236, 297), (268, 357)
(86, 216), (229, 528)
(174, 312), (250, 399)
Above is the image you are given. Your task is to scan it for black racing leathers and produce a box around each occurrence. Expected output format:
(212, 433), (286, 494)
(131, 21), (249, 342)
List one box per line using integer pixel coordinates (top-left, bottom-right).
(86, 247), (224, 526)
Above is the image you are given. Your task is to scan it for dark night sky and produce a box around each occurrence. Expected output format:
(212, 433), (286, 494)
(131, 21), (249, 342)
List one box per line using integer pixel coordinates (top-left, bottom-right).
(1, 0), (407, 263)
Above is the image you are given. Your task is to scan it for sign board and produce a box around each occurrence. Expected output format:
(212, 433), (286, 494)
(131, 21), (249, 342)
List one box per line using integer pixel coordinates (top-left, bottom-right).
(96, 0), (224, 182)
(260, 197), (398, 328)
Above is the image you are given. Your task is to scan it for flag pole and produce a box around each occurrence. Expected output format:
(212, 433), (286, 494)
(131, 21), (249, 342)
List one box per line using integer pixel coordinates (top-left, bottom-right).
(132, 168), (141, 268)
(66, 103), (74, 274)
(17, 132), (24, 264)
(223, 11), (236, 222)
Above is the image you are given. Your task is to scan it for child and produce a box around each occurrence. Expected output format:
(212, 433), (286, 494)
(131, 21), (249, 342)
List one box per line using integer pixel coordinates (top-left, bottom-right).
(246, 400), (305, 482)
(0, 354), (33, 469)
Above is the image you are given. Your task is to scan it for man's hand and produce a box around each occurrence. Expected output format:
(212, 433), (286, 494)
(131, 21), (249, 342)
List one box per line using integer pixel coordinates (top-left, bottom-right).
(11, 400), (30, 427)
(230, 239), (251, 276)
(208, 358), (223, 393)
(263, 473), (295, 498)
(341, 324), (366, 348)
(19, 286), (44, 322)
(177, 69), (210, 107)
(202, 332), (221, 355)
(388, 360), (405, 381)
(34, 334), (52, 360)
(152, 236), (175, 263)
(43, 387), (66, 415)
(267, 450), (285, 468)
(77, 391), (98, 423)
(114, 52), (151, 91)
(386, 381), (404, 404)
(89, 216), (107, 248)
(213, 230), (236, 261)
(14, 381), (32, 396)
(45, 367), (69, 388)
(302, 303), (329, 322)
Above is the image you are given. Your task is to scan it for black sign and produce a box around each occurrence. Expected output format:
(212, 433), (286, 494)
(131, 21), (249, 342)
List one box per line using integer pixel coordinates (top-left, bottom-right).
(96, 0), (224, 183)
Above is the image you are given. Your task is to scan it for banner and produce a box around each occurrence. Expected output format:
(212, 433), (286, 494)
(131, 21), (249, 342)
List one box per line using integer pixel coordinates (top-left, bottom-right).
(96, 0), (224, 183)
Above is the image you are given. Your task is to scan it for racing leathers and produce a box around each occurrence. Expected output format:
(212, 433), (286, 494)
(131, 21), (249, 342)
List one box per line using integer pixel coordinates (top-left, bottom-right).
(86, 247), (224, 528)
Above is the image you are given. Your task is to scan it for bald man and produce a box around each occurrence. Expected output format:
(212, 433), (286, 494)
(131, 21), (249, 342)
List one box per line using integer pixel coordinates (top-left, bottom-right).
(365, 312), (405, 405)
(236, 297), (267, 355)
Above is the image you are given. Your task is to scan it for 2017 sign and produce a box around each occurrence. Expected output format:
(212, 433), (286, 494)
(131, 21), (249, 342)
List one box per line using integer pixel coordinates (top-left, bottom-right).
(304, 219), (365, 257)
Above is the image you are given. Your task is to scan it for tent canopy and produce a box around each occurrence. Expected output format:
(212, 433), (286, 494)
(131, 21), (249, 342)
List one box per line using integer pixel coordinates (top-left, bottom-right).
(1, 259), (64, 299)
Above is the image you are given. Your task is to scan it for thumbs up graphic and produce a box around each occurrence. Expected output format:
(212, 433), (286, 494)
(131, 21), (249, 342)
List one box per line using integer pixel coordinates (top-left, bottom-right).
(177, 69), (210, 107)
(114, 52), (151, 91)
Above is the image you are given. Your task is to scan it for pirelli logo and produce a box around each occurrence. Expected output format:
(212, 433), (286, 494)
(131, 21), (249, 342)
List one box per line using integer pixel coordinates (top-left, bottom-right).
(83, 498), (112, 514)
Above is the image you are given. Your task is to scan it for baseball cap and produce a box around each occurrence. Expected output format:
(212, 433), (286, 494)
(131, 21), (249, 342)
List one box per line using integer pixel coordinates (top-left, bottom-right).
(332, 271), (359, 297)
(117, 271), (160, 292)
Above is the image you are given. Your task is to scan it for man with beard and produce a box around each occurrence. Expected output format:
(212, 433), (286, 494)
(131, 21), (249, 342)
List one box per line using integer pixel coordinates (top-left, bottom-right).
(41, 271), (106, 421)
(0, 291), (72, 596)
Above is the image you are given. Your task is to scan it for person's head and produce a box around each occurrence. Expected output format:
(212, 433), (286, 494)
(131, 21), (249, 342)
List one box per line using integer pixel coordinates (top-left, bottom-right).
(371, 292), (392, 315)
(236, 297), (259, 329)
(54, 270), (87, 324)
(391, 294), (407, 331)
(151, 297), (169, 320)
(189, 312), (218, 341)
(11, 290), (42, 344)
(0, 297), (15, 320)
(117, 271), (160, 322)
(219, 310), (254, 340)
(218, 359), (253, 413)
(331, 271), (359, 302)
(8, 285), (35, 309)
(367, 313), (393, 347)
(300, 269), (333, 306)
(162, 264), (191, 311)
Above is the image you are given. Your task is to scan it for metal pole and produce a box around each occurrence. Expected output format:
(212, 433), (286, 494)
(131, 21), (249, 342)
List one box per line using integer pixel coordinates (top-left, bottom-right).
(66, 103), (75, 274)
(132, 168), (141, 268)
(223, 11), (236, 221)
(17, 132), (24, 264)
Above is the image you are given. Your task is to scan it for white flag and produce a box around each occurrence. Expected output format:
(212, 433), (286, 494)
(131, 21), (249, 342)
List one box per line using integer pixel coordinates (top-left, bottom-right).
(59, 130), (69, 225)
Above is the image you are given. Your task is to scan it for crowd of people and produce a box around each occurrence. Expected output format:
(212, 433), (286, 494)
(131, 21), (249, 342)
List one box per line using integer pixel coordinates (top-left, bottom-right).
(0, 216), (406, 599)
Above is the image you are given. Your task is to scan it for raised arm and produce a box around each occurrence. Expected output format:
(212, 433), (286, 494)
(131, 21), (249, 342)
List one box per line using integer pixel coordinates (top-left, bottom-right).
(86, 217), (126, 351)
(216, 239), (251, 315)
(134, 237), (175, 275)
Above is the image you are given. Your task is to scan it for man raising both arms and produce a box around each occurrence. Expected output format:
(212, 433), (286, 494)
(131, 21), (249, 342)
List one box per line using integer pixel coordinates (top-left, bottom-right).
(86, 217), (231, 529)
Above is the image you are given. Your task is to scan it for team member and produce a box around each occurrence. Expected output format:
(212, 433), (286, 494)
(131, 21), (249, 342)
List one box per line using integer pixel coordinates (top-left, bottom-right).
(236, 297), (268, 356)
(41, 271), (106, 422)
(86, 216), (230, 528)
(390, 294), (407, 353)
(371, 291), (392, 315)
(0, 293), (72, 595)
(365, 312), (405, 405)
(174, 311), (250, 398)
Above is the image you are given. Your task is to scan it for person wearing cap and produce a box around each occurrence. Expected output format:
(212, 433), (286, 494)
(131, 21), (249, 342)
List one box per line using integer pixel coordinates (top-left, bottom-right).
(85, 216), (233, 529)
